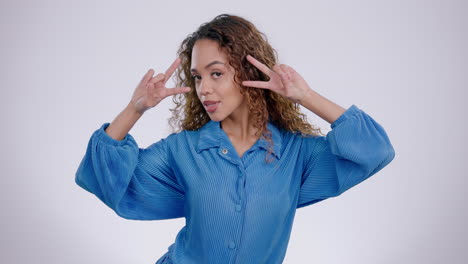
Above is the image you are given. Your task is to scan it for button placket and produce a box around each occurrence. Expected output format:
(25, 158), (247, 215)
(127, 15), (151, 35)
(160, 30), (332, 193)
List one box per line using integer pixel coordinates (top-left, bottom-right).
(218, 147), (240, 167)
(229, 163), (246, 254)
(235, 166), (246, 214)
(229, 241), (236, 249)
(235, 165), (246, 201)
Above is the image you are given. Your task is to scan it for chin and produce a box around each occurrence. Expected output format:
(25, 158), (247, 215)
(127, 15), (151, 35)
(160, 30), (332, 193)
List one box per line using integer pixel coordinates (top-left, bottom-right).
(208, 116), (224, 122)
(207, 112), (226, 122)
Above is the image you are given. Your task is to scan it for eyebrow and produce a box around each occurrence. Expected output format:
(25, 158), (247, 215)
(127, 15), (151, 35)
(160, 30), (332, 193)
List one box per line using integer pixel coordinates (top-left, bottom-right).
(190, 61), (225, 72)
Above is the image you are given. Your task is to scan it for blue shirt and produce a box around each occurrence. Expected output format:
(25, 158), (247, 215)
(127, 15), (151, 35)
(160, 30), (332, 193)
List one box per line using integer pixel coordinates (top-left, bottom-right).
(75, 104), (395, 264)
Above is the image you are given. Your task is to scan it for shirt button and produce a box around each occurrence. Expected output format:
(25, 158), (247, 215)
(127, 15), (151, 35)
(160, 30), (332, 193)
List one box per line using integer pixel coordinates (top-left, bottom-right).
(229, 241), (236, 249)
(222, 148), (228, 154)
(235, 204), (242, 211)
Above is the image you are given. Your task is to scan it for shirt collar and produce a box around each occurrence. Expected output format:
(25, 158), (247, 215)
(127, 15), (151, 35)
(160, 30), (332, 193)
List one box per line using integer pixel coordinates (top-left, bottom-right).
(196, 120), (282, 159)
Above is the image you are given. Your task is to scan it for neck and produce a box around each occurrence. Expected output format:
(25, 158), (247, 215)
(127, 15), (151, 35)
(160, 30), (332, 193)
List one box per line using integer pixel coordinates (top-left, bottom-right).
(221, 102), (259, 141)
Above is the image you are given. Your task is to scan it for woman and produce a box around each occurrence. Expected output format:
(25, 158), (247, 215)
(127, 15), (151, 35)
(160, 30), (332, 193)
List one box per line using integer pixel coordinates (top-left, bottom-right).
(75, 14), (395, 264)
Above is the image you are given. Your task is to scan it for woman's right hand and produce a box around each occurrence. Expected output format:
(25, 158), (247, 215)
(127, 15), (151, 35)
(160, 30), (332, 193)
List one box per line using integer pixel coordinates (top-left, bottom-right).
(130, 57), (191, 114)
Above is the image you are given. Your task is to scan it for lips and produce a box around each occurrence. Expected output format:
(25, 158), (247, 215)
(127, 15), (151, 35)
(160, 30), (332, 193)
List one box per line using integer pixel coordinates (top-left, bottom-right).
(203, 100), (220, 113)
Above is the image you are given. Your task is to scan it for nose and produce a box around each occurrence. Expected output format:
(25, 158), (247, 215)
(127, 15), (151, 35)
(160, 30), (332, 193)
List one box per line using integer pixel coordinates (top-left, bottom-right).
(199, 78), (214, 96)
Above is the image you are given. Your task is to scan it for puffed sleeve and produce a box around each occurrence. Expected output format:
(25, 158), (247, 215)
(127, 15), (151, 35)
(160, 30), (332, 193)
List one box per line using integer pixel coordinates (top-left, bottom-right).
(75, 123), (185, 220)
(297, 105), (395, 208)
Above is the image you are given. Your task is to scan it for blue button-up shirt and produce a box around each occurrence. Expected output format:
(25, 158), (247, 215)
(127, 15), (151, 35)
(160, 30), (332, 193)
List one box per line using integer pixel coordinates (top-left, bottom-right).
(75, 104), (395, 264)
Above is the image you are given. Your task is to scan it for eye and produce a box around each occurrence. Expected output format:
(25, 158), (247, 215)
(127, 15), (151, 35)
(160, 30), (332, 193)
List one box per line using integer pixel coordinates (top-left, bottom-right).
(212, 72), (222, 78)
(191, 72), (222, 81)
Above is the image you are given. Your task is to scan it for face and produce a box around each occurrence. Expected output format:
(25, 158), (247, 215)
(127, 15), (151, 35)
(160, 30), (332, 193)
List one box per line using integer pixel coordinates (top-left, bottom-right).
(190, 39), (247, 122)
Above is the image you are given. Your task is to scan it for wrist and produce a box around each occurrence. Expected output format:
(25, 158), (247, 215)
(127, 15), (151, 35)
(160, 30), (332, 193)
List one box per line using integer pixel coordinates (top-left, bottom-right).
(126, 102), (145, 117)
(298, 89), (318, 108)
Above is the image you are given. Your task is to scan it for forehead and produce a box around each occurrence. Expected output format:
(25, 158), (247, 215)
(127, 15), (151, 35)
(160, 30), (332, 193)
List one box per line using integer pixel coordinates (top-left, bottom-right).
(191, 39), (228, 70)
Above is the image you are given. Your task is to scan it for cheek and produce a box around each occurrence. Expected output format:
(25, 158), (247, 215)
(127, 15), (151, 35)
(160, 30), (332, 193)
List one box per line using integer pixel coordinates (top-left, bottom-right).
(231, 85), (244, 102)
(224, 80), (242, 96)
(195, 87), (203, 100)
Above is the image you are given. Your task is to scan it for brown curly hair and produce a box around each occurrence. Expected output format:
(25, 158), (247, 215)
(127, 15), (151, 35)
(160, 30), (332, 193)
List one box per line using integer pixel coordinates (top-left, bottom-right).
(169, 14), (323, 163)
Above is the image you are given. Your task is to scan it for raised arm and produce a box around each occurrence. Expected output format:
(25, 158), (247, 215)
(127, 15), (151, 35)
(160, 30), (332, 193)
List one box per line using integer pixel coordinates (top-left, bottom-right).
(297, 105), (395, 207)
(106, 57), (191, 141)
(242, 55), (395, 207)
(75, 58), (191, 220)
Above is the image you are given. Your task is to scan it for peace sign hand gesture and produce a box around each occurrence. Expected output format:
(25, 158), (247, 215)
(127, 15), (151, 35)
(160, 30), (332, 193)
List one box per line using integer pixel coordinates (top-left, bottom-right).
(130, 57), (191, 114)
(242, 55), (311, 104)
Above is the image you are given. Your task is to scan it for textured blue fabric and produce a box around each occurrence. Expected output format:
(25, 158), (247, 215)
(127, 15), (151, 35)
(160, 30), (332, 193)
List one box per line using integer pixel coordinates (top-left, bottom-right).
(75, 104), (395, 264)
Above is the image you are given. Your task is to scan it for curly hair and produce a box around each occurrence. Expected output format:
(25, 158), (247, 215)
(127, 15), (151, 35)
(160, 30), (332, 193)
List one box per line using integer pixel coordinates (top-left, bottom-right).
(169, 14), (323, 163)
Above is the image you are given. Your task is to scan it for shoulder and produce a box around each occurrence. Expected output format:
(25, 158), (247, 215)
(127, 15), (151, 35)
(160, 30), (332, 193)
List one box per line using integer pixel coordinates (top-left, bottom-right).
(154, 129), (201, 153)
(283, 129), (326, 144)
(156, 129), (198, 145)
(285, 131), (328, 155)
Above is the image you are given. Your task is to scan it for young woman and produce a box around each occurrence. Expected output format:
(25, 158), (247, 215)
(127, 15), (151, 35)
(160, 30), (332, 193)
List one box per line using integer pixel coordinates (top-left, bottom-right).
(75, 14), (395, 264)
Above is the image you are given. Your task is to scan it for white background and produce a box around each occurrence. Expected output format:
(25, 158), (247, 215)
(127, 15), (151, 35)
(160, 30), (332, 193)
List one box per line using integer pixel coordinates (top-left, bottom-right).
(1, 0), (467, 263)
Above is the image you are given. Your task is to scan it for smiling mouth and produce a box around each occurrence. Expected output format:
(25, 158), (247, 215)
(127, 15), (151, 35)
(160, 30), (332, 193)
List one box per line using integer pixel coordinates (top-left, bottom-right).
(204, 101), (220, 113)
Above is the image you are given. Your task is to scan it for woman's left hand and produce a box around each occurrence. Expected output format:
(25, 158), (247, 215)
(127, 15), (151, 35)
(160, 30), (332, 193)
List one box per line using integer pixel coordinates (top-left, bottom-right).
(242, 55), (311, 104)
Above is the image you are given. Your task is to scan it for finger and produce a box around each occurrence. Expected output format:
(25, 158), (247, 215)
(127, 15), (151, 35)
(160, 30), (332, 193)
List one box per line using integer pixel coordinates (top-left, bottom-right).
(165, 86), (192, 96)
(146, 78), (152, 95)
(246, 55), (274, 77)
(273, 64), (286, 76)
(278, 64), (291, 81)
(285, 65), (298, 78)
(242, 80), (270, 89)
(149, 73), (166, 84)
(141, 69), (155, 85)
(284, 65), (299, 81)
(163, 57), (181, 84)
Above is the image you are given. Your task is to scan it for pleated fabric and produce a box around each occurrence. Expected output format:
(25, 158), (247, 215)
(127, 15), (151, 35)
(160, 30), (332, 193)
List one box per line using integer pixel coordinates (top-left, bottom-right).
(75, 104), (395, 264)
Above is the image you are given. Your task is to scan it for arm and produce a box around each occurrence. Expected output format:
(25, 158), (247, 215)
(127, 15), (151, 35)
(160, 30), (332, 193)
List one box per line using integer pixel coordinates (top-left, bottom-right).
(75, 123), (185, 220)
(106, 57), (190, 141)
(75, 58), (191, 219)
(241, 55), (395, 207)
(298, 89), (345, 125)
(242, 55), (345, 124)
(297, 105), (395, 208)
(105, 102), (143, 141)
